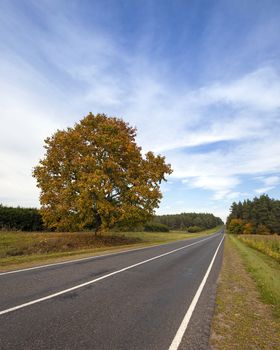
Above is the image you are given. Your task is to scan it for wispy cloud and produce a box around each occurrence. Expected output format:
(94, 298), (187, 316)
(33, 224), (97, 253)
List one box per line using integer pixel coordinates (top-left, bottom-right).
(204, 67), (280, 111)
(255, 187), (274, 194)
(254, 175), (280, 194)
(257, 176), (280, 187)
(0, 0), (280, 221)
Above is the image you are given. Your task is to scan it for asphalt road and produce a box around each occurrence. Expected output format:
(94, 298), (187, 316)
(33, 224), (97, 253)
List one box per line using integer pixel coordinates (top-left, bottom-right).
(0, 229), (224, 350)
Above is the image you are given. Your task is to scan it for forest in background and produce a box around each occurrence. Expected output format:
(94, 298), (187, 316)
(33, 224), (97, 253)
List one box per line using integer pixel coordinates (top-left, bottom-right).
(227, 195), (280, 235)
(0, 205), (223, 232)
(152, 213), (223, 231)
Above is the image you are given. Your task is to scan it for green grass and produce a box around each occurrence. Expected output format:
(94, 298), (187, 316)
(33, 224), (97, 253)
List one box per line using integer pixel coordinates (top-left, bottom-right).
(210, 235), (280, 350)
(237, 234), (280, 262)
(118, 226), (220, 244)
(229, 234), (280, 319)
(0, 226), (222, 270)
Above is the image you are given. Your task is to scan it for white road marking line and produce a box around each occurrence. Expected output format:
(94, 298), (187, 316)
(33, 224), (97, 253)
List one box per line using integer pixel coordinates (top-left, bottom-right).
(0, 231), (222, 276)
(0, 244), (165, 276)
(168, 235), (225, 350)
(0, 234), (220, 316)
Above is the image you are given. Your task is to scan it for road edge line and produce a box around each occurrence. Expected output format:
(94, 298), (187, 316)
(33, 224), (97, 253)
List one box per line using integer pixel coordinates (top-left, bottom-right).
(168, 235), (225, 350)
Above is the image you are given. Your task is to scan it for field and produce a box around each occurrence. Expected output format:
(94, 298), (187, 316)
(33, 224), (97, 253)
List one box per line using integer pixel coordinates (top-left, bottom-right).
(211, 235), (280, 349)
(0, 226), (221, 270)
(237, 234), (280, 262)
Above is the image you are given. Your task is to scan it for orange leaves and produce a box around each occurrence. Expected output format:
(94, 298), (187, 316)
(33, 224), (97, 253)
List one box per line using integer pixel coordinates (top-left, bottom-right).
(228, 218), (245, 234)
(243, 222), (253, 235)
(33, 113), (172, 232)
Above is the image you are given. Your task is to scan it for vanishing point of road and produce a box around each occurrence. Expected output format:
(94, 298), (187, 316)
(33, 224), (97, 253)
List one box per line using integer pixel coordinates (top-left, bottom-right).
(0, 229), (224, 350)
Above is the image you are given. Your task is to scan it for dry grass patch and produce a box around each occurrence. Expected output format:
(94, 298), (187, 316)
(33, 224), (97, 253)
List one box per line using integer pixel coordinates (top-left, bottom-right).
(0, 227), (221, 270)
(0, 231), (141, 268)
(0, 231), (141, 257)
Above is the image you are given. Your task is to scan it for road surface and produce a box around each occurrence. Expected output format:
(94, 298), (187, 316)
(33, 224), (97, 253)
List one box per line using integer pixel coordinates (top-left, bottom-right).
(0, 229), (224, 350)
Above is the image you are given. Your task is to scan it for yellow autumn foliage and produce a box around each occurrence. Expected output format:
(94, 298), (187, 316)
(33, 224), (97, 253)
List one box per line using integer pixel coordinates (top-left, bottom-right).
(33, 113), (172, 233)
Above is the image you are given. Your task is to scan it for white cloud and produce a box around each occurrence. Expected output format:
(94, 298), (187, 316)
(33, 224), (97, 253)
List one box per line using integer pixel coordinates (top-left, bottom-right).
(181, 176), (240, 201)
(253, 175), (280, 195)
(187, 176), (240, 192)
(121, 66), (280, 156)
(257, 175), (280, 186)
(204, 67), (280, 111)
(167, 134), (280, 200)
(254, 187), (274, 194)
(212, 191), (242, 201)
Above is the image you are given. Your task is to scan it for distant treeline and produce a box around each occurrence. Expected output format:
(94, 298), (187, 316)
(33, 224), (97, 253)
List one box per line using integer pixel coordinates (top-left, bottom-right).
(227, 195), (280, 235)
(152, 213), (223, 231)
(0, 205), (43, 231)
(0, 204), (223, 233)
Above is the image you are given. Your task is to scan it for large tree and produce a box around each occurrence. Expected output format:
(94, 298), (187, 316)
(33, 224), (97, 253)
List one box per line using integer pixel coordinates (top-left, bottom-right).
(33, 113), (172, 233)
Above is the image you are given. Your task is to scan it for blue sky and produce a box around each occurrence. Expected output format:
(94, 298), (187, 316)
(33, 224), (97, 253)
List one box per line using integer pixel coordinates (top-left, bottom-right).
(1, 0), (280, 221)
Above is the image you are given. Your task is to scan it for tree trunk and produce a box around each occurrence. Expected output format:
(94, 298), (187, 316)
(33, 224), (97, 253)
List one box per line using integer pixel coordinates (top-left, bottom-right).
(94, 214), (102, 235)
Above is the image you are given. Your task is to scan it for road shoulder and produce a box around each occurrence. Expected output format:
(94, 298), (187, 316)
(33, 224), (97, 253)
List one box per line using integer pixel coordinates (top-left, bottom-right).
(210, 235), (280, 350)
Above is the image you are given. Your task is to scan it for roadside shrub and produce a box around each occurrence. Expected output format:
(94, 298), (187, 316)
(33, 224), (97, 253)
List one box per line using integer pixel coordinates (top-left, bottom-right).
(0, 205), (44, 231)
(187, 226), (202, 233)
(243, 222), (253, 235)
(144, 222), (169, 232)
(228, 219), (244, 234)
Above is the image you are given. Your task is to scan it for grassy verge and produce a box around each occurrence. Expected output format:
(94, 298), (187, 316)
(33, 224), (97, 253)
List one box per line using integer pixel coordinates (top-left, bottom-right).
(210, 235), (280, 350)
(0, 226), (221, 271)
(232, 235), (280, 318)
(237, 234), (280, 263)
